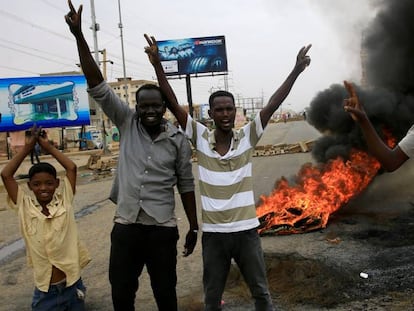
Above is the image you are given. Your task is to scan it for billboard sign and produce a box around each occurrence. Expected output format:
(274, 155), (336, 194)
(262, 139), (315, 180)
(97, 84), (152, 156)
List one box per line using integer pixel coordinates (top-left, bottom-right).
(0, 75), (90, 132)
(157, 35), (228, 76)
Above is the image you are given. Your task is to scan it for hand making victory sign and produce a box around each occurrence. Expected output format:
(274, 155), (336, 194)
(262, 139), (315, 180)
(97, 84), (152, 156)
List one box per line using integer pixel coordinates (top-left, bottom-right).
(65, 0), (83, 35)
(294, 44), (312, 74)
(343, 80), (410, 171)
(144, 34), (160, 66)
(343, 80), (368, 123)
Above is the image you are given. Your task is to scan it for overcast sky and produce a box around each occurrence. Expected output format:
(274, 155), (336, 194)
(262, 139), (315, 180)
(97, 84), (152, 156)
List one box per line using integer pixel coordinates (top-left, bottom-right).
(0, 0), (379, 112)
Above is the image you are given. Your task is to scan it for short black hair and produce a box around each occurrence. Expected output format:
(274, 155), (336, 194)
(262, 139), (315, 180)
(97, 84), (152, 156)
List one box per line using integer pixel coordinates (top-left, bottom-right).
(28, 162), (57, 180)
(135, 84), (166, 104)
(209, 90), (235, 108)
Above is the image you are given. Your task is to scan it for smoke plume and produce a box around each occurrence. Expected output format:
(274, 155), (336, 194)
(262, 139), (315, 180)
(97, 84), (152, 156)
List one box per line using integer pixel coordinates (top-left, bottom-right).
(307, 0), (414, 163)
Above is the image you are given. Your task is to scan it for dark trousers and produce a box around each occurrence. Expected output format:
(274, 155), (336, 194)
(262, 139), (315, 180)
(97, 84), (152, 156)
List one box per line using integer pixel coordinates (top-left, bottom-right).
(30, 151), (40, 164)
(109, 223), (179, 311)
(202, 229), (274, 311)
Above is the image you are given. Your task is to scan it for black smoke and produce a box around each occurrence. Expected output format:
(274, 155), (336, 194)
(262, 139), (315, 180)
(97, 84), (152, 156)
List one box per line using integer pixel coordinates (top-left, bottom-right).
(307, 0), (414, 163)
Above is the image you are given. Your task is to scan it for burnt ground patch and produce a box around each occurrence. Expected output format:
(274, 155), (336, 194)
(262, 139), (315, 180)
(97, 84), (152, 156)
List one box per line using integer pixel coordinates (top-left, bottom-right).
(221, 200), (414, 310)
(265, 255), (356, 308)
(350, 205), (414, 248)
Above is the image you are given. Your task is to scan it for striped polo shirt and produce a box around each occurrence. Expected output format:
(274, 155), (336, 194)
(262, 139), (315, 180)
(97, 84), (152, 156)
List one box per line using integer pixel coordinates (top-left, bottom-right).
(185, 114), (264, 233)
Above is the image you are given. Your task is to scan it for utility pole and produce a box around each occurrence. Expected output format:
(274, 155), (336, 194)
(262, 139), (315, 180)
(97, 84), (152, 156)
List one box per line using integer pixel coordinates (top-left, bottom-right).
(118, 0), (128, 104)
(102, 48), (108, 81)
(224, 74), (229, 91)
(101, 49), (114, 81)
(185, 75), (193, 117)
(89, 0), (108, 153)
(90, 0), (100, 66)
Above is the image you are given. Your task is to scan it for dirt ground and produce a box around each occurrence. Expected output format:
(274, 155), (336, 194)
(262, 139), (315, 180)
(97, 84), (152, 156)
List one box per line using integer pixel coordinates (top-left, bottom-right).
(1, 153), (414, 310)
(0, 161), (414, 311)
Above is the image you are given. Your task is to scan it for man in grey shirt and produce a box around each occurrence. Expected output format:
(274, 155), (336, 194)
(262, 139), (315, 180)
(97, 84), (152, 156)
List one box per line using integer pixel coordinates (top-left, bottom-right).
(65, 2), (199, 311)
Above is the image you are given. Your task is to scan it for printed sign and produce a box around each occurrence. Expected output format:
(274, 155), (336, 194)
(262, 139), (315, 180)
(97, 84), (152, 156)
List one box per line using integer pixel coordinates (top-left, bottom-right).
(0, 75), (90, 132)
(157, 35), (228, 76)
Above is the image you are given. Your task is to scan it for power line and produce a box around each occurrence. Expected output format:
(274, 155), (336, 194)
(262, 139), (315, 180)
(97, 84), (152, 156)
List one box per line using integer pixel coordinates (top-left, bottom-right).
(0, 6), (154, 79)
(39, 0), (66, 12)
(0, 37), (77, 64)
(0, 9), (73, 42)
(0, 42), (75, 68)
(0, 8), (148, 80)
(0, 65), (39, 75)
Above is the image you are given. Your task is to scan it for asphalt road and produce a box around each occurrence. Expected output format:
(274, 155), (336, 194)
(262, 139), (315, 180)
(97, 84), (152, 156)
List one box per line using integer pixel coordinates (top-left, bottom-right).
(0, 120), (322, 262)
(253, 120), (321, 202)
(257, 120), (321, 146)
(2, 120), (414, 310)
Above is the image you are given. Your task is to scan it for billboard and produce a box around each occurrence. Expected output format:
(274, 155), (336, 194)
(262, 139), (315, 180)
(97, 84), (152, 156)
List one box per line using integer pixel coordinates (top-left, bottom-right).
(157, 35), (228, 76)
(0, 75), (90, 132)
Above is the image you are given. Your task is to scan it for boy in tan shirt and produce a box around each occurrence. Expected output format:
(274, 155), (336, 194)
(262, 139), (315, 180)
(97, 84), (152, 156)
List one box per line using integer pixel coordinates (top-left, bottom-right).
(1, 126), (90, 311)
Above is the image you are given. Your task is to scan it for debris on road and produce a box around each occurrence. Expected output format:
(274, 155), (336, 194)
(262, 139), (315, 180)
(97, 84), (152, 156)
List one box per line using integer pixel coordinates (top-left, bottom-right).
(87, 154), (117, 171)
(253, 140), (315, 157)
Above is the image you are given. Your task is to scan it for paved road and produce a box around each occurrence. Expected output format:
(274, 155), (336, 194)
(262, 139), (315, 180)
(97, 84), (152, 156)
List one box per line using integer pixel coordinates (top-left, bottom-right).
(0, 120), (326, 310)
(0, 120), (322, 254)
(254, 120), (321, 201)
(257, 120), (321, 146)
(2, 120), (414, 310)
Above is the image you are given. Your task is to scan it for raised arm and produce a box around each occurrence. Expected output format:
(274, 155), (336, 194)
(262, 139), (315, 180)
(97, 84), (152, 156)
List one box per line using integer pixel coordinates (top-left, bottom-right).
(38, 131), (77, 194)
(343, 80), (408, 171)
(260, 44), (311, 127)
(144, 34), (188, 129)
(1, 127), (38, 203)
(65, 0), (104, 88)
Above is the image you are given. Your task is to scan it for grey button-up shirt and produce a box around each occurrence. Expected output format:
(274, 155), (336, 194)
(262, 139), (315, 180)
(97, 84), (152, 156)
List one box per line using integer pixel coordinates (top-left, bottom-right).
(88, 82), (194, 224)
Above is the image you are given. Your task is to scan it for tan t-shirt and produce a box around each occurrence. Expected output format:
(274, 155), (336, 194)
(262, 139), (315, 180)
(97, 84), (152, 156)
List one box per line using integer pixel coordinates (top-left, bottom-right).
(7, 177), (91, 292)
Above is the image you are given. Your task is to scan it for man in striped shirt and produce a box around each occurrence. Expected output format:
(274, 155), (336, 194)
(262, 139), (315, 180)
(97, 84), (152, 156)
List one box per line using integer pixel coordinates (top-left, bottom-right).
(145, 34), (311, 311)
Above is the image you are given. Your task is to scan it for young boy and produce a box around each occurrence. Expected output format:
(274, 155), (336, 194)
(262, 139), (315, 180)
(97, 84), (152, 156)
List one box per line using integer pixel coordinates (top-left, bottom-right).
(1, 126), (91, 311)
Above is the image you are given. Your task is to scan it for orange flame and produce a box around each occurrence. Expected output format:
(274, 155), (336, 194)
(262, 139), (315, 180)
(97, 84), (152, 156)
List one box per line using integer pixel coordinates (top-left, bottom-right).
(257, 126), (397, 235)
(256, 124), (399, 236)
(256, 149), (381, 235)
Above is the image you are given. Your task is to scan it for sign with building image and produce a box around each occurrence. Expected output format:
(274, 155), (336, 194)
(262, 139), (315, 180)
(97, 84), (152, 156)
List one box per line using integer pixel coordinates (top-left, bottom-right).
(0, 75), (91, 132)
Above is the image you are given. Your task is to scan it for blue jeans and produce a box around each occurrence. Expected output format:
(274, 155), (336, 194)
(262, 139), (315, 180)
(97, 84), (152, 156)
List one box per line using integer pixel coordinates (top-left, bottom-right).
(202, 229), (274, 311)
(32, 278), (86, 311)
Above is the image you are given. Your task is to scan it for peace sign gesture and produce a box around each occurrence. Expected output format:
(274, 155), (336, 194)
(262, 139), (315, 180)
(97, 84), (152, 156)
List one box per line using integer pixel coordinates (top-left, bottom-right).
(144, 34), (161, 66)
(343, 80), (367, 122)
(65, 0), (83, 36)
(294, 44), (312, 74)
